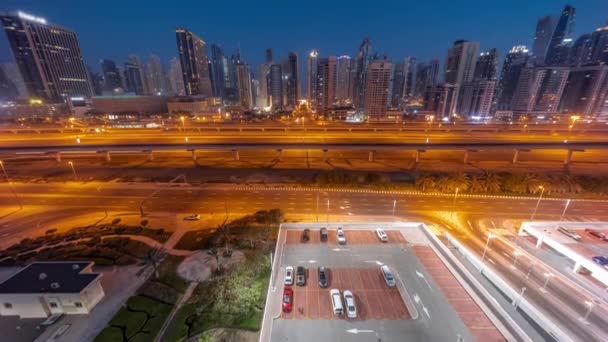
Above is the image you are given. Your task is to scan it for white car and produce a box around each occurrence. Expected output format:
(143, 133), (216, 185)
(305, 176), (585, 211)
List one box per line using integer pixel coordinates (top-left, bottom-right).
(376, 228), (388, 242)
(337, 228), (346, 245)
(183, 214), (200, 221)
(381, 265), (396, 287)
(330, 289), (343, 315)
(343, 290), (357, 318)
(558, 226), (582, 241)
(285, 266), (294, 286)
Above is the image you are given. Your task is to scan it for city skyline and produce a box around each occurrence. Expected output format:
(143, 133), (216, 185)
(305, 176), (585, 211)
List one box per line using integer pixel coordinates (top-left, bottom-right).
(2, 0), (608, 77)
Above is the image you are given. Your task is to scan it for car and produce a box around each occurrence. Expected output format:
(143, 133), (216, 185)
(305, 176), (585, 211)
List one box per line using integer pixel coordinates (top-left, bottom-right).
(376, 228), (388, 242)
(183, 214), (200, 221)
(301, 229), (310, 242)
(558, 226), (582, 241)
(585, 229), (607, 241)
(330, 289), (343, 315)
(282, 286), (293, 313)
(296, 266), (306, 286)
(320, 228), (328, 242)
(284, 266), (294, 286)
(336, 228), (346, 245)
(318, 266), (329, 288)
(381, 265), (396, 287)
(592, 256), (608, 266)
(343, 290), (357, 319)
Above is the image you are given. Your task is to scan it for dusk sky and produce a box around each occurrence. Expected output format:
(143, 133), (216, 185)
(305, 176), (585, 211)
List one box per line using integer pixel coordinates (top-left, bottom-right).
(2, 0), (608, 76)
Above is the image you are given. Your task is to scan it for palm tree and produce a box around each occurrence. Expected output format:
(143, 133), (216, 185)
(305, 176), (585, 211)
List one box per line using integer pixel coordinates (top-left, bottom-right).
(469, 175), (485, 193)
(483, 172), (502, 193)
(207, 247), (222, 274)
(449, 173), (470, 192)
(415, 174), (436, 192)
(503, 173), (527, 193)
(436, 175), (452, 193)
(139, 247), (166, 279)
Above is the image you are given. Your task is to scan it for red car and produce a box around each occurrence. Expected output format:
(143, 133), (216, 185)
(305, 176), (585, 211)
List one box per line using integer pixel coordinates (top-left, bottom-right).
(282, 287), (293, 313)
(585, 229), (607, 241)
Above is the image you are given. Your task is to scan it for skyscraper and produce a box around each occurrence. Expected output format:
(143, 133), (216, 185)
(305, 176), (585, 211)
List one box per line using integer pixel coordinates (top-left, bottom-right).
(444, 40), (480, 85)
(269, 64), (283, 110)
(236, 64), (253, 110)
(100, 59), (123, 93)
(265, 48), (273, 64)
(1, 11), (93, 101)
(353, 38), (373, 110)
(414, 60), (439, 97)
(315, 56), (337, 114)
(364, 59), (393, 119)
(168, 57), (185, 96)
(390, 60), (406, 107)
(336, 55), (352, 103)
(175, 28), (213, 97)
(210, 44), (226, 98)
(284, 52), (300, 107)
(88, 66), (103, 96)
(511, 66), (570, 115)
(424, 84), (458, 119)
(473, 49), (499, 81)
(147, 55), (168, 95)
(123, 55), (148, 95)
(545, 5), (576, 66)
(0, 65), (18, 100)
(497, 45), (530, 111)
(560, 65), (608, 117)
(403, 57), (417, 98)
(531, 16), (557, 65)
(568, 34), (592, 66)
(306, 50), (319, 104)
(588, 24), (608, 65)
(1, 63), (27, 98)
(257, 63), (271, 108)
(458, 49), (498, 119)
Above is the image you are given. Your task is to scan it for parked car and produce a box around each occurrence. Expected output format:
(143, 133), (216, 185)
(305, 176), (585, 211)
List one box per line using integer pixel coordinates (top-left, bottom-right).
(376, 228), (388, 242)
(320, 228), (328, 242)
(592, 256), (608, 266)
(296, 266), (306, 286)
(318, 266), (329, 288)
(284, 266), (294, 286)
(183, 214), (200, 221)
(337, 228), (346, 245)
(585, 229), (607, 241)
(282, 286), (293, 313)
(343, 290), (357, 318)
(301, 229), (310, 242)
(330, 289), (343, 315)
(381, 265), (396, 287)
(558, 226), (582, 241)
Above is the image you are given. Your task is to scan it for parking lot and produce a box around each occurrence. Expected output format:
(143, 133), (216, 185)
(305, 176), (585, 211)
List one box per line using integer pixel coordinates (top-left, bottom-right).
(281, 267), (409, 320)
(262, 223), (483, 342)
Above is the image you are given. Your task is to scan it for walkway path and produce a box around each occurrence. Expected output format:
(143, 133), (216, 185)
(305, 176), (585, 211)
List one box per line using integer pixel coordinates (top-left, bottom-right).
(154, 281), (198, 342)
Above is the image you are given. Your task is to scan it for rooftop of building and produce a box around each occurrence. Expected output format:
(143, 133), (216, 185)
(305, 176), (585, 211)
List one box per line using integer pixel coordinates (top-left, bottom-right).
(0, 261), (100, 294)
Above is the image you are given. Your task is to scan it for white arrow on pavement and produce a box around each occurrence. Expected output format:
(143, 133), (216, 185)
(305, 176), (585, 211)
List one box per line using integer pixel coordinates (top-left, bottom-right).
(413, 293), (420, 304)
(423, 307), (431, 318)
(332, 248), (350, 252)
(364, 260), (384, 265)
(415, 270), (433, 290)
(346, 328), (375, 334)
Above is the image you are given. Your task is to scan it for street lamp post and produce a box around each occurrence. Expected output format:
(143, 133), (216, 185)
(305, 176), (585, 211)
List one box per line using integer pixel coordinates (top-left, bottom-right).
(480, 231), (494, 267)
(68, 161), (77, 181)
(451, 187), (459, 218)
(326, 199), (330, 226)
(542, 272), (553, 291)
(392, 199), (396, 218)
(512, 286), (526, 308)
(559, 199), (571, 222)
(583, 300), (595, 322)
(512, 250), (522, 269)
(0, 160), (23, 209)
(530, 186), (545, 220)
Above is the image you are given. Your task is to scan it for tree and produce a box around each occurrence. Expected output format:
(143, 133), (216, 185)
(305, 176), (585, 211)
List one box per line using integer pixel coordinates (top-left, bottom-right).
(483, 172), (502, 193)
(415, 174), (436, 192)
(469, 175), (485, 193)
(138, 247), (166, 279)
(207, 247), (222, 274)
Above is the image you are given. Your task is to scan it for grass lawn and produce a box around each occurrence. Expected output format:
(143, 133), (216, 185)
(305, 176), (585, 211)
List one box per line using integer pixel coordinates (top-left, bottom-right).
(156, 255), (189, 292)
(94, 295), (173, 342)
(165, 253), (270, 341)
(173, 229), (216, 250)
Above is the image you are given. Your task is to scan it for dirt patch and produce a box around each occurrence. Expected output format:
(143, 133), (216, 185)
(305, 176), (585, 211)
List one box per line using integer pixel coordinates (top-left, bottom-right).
(177, 250), (246, 282)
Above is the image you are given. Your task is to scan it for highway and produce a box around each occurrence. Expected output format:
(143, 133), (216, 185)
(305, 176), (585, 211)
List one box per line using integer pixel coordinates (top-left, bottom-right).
(1, 182), (608, 340)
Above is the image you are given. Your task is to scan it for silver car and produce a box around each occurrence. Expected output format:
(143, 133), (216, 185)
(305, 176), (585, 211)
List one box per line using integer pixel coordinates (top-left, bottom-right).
(381, 265), (396, 287)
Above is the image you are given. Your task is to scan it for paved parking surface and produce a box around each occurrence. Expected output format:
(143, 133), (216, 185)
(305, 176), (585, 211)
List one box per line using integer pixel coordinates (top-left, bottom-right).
(282, 267), (410, 320)
(414, 245), (504, 341)
(286, 228), (407, 245)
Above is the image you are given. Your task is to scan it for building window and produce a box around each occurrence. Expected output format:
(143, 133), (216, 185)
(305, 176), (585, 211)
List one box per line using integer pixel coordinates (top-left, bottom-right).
(74, 302), (83, 308)
(49, 302), (58, 308)
(3, 303), (12, 309)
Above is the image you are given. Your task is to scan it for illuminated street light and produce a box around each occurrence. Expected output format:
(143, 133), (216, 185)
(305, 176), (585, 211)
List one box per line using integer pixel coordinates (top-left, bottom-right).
(542, 272), (553, 290)
(76, 136), (81, 144)
(392, 199), (397, 217)
(180, 116), (185, 129)
(68, 161), (77, 180)
(0, 160), (22, 209)
(326, 199), (330, 225)
(530, 185), (545, 220)
(480, 231), (494, 267)
(450, 187), (459, 218)
(559, 199), (571, 222)
(185, 136), (189, 143)
(582, 300), (596, 323)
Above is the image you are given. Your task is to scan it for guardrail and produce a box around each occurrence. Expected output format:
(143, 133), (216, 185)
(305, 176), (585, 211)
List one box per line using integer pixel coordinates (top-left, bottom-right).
(443, 232), (572, 342)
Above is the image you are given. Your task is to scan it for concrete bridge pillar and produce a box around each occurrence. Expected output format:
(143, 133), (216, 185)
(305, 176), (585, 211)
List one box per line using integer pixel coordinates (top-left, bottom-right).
(564, 149), (573, 166)
(105, 151), (111, 162)
(276, 149), (283, 161)
(368, 150), (375, 162)
(573, 262), (583, 273)
(232, 149), (240, 161)
(322, 149), (329, 162)
(415, 150), (422, 163)
(535, 235), (543, 248)
(191, 150), (197, 161)
(147, 151), (154, 161)
(512, 149), (520, 164)
(55, 152), (62, 163)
